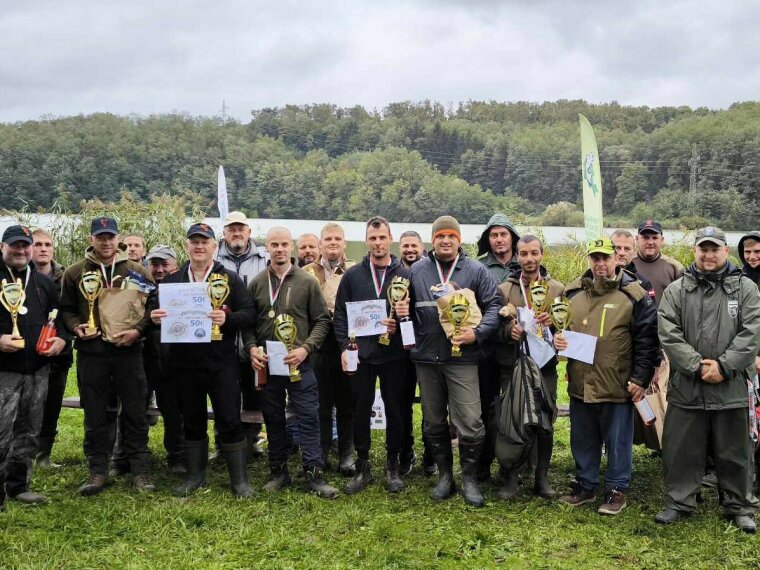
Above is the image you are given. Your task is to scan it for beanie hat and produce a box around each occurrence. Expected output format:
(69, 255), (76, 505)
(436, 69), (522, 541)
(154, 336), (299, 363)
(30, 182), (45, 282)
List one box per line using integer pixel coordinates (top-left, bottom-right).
(431, 216), (461, 241)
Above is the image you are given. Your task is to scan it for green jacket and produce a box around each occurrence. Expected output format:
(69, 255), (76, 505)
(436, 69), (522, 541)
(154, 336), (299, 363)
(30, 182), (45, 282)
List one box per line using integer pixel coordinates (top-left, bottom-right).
(658, 262), (760, 410)
(565, 268), (658, 403)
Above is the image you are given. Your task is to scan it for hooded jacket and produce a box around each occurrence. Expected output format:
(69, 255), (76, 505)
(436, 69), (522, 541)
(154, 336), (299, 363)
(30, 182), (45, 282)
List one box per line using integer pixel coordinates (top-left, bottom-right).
(476, 213), (521, 284)
(658, 261), (760, 410)
(59, 244), (155, 355)
(303, 256), (354, 352)
(564, 267), (658, 403)
(738, 231), (760, 287)
(409, 249), (501, 365)
(333, 254), (410, 364)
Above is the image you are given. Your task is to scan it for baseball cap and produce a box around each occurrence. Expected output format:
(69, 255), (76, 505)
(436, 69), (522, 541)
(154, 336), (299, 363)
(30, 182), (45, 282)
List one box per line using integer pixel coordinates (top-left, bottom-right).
(91, 217), (118, 236)
(223, 211), (249, 227)
(145, 244), (177, 261)
(694, 226), (727, 246)
(187, 223), (215, 240)
(1, 225), (33, 245)
(587, 237), (615, 256)
(637, 219), (663, 235)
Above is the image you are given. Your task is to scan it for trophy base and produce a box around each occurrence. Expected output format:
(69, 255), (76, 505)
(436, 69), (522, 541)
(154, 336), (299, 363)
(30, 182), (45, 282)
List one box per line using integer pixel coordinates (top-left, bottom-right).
(289, 369), (302, 383)
(378, 335), (390, 346)
(83, 327), (98, 337)
(211, 332), (223, 341)
(10, 338), (25, 349)
(451, 347), (462, 357)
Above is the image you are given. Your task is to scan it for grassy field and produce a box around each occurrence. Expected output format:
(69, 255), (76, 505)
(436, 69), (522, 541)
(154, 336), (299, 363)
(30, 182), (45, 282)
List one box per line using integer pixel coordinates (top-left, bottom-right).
(0, 369), (758, 570)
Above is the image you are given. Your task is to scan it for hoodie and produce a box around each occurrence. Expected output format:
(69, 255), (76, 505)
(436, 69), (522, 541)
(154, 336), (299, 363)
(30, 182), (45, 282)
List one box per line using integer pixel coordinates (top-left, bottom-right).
(476, 213), (521, 284)
(738, 231), (760, 286)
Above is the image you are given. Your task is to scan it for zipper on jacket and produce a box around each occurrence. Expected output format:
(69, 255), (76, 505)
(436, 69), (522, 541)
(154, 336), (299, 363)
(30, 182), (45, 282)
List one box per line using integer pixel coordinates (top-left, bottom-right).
(599, 304), (612, 337)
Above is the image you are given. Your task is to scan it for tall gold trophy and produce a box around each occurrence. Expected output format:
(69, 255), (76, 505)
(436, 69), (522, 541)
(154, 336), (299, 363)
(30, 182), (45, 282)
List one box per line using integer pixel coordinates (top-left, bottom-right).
(207, 273), (230, 341)
(550, 297), (572, 333)
(379, 276), (410, 346)
(274, 314), (301, 382)
(529, 280), (551, 338)
(1, 278), (27, 348)
(445, 293), (470, 357)
(79, 271), (103, 336)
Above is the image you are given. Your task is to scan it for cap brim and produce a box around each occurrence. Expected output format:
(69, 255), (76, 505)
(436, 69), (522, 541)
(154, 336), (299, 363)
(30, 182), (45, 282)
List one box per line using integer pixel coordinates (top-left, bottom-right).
(588, 248), (614, 256)
(638, 229), (662, 235)
(3, 236), (33, 244)
(146, 253), (172, 261)
(187, 231), (214, 239)
(91, 229), (117, 236)
(695, 237), (726, 246)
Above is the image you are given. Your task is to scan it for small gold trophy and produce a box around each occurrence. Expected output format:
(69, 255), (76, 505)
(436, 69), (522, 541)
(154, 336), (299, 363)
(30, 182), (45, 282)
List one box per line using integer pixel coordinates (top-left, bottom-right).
(529, 280), (551, 338)
(445, 293), (470, 357)
(0, 278), (27, 348)
(274, 314), (301, 382)
(207, 273), (230, 341)
(379, 276), (410, 346)
(79, 271), (103, 336)
(550, 296), (572, 333)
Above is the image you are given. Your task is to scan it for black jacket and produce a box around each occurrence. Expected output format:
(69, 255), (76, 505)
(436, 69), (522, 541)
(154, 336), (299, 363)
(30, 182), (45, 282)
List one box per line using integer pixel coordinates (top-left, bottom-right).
(334, 254), (410, 364)
(0, 263), (61, 374)
(159, 261), (256, 371)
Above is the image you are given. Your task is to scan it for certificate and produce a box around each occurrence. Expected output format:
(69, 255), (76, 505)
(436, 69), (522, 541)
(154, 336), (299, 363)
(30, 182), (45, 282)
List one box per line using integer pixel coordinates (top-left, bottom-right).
(558, 331), (597, 365)
(265, 340), (291, 376)
(159, 282), (213, 343)
(345, 300), (388, 338)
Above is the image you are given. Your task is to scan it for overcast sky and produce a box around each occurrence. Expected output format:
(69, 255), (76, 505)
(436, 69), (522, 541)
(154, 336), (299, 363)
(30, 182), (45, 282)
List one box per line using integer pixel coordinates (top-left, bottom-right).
(2, 0), (758, 123)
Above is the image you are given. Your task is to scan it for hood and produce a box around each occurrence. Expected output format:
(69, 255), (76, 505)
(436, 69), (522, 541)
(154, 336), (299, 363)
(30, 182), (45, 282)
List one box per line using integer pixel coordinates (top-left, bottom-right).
(218, 238), (265, 260)
(84, 242), (130, 265)
(738, 231), (760, 266)
(477, 213), (521, 257)
(685, 260), (742, 281)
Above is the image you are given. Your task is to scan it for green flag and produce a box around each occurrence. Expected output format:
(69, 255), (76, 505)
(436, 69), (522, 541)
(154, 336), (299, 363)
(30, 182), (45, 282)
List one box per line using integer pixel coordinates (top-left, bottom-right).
(579, 114), (603, 241)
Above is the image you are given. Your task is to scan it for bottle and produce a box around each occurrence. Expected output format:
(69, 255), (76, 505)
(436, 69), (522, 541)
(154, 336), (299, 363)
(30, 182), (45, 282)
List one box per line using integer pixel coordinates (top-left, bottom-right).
(345, 331), (359, 375)
(36, 309), (58, 354)
(400, 316), (416, 350)
(634, 397), (656, 426)
(255, 346), (267, 391)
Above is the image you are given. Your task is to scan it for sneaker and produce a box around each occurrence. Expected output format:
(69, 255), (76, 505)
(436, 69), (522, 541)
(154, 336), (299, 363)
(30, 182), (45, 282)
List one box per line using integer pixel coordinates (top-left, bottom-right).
(598, 489), (627, 516)
(559, 482), (596, 507)
(79, 473), (111, 496)
(133, 473), (156, 493)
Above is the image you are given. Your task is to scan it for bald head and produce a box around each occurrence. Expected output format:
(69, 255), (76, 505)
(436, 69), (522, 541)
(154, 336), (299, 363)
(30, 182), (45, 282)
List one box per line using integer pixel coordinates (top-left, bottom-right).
(266, 226), (293, 268)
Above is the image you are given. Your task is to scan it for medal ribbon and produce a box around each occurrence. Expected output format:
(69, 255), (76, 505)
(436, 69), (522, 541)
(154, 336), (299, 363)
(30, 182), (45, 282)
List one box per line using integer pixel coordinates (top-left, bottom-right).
(370, 264), (387, 299)
(268, 264), (292, 311)
(434, 254), (459, 285)
(99, 257), (118, 288)
(519, 274), (532, 310)
(5, 265), (31, 290)
(189, 264), (213, 283)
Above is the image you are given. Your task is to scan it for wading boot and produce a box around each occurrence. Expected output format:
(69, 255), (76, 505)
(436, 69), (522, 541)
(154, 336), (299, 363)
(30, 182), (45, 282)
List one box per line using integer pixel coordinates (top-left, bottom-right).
(459, 441), (485, 507)
(430, 438), (456, 501)
(221, 440), (253, 498)
(173, 438), (208, 496)
(533, 433), (556, 499)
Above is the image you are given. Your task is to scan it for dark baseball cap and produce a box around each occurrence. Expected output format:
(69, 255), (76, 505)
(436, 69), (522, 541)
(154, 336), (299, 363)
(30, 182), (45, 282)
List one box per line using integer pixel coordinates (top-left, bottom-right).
(187, 223), (215, 240)
(2, 225), (33, 245)
(637, 219), (662, 235)
(694, 226), (727, 246)
(145, 244), (177, 261)
(91, 217), (118, 236)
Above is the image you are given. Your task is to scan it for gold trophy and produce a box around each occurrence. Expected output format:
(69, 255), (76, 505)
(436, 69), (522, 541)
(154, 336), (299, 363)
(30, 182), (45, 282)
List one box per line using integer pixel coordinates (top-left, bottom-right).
(445, 293), (470, 357)
(79, 271), (103, 336)
(274, 314), (301, 382)
(379, 276), (410, 346)
(550, 296), (572, 333)
(207, 273), (231, 341)
(0, 278), (27, 348)
(529, 280), (551, 338)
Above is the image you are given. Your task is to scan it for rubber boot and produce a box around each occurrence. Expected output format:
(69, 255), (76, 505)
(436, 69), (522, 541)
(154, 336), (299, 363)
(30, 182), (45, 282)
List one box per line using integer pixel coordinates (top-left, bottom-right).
(496, 467), (519, 500)
(345, 458), (374, 495)
(173, 438), (208, 496)
(221, 440), (253, 498)
(459, 441), (485, 507)
(35, 435), (60, 468)
(533, 433), (556, 499)
(430, 438), (456, 501)
(386, 454), (404, 493)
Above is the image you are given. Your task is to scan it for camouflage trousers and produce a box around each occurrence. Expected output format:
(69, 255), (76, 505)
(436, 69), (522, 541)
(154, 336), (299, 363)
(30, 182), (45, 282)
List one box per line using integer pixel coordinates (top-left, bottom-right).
(0, 367), (49, 496)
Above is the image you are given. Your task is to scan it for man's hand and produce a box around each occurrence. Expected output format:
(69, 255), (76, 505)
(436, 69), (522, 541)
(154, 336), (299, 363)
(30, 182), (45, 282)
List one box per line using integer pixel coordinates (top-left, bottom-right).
(112, 329), (141, 347)
(381, 318), (397, 336)
(39, 337), (66, 357)
(650, 366), (661, 390)
(208, 309), (226, 326)
(74, 324), (100, 340)
(535, 311), (551, 326)
(250, 347), (268, 371)
(395, 300), (410, 319)
(283, 347), (308, 368)
(150, 309), (168, 325)
(341, 349), (360, 372)
(0, 334), (24, 353)
(700, 359), (725, 384)
(627, 381), (645, 402)
(452, 327), (476, 347)
(553, 332), (568, 351)
(510, 323), (524, 341)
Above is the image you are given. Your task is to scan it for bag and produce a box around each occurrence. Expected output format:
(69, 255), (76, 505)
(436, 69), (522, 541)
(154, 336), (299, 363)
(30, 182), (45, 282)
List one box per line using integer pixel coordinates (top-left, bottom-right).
(633, 381), (667, 450)
(434, 288), (483, 338)
(98, 288), (148, 343)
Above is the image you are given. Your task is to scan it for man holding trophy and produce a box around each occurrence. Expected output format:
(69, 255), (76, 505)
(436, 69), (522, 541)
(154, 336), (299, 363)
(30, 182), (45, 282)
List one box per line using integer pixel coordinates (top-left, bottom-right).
(0, 225), (66, 511)
(398, 215), (501, 507)
(333, 216), (413, 494)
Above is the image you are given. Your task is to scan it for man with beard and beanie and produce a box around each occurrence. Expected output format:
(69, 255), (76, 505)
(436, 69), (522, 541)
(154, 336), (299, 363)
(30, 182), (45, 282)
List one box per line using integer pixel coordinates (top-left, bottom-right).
(333, 217), (412, 494)
(0, 225), (66, 510)
(397, 215), (501, 507)
(216, 211), (268, 461)
(475, 213), (521, 482)
(30, 228), (72, 469)
(151, 223), (256, 497)
(633, 220), (684, 305)
(655, 227), (760, 533)
(303, 223), (356, 476)
(245, 227), (338, 499)
(495, 235), (564, 500)
(553, 237), (658, 515)
(59, 217), (156, 495)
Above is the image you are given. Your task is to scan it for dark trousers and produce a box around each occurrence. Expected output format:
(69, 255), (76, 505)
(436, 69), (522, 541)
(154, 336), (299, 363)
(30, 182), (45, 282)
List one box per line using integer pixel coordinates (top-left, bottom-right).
(173, 362), (244, 445)
(261, 362), (321, 469)
(402, 356), (417, 458)
(313, 350), (352, 451)
(352, 359), (410, 460)
(144, 355), (185, 466)
(78, 352), (150, 475)
(478, 355), (501, 471)
(38, 355), (72, 440)
(663, 404), (759, 515)
(1, 368), (48, 496)
(239, 361), (262, 435)
(569, 398), (633, 492)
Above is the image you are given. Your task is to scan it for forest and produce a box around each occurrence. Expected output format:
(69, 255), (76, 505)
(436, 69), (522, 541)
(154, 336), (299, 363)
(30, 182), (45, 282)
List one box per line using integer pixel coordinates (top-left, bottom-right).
(2, 99), (760, 229)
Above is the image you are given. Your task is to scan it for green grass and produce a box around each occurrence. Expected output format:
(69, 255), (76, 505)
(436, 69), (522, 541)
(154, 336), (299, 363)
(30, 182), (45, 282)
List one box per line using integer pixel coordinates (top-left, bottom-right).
(1, 369), (758, 570)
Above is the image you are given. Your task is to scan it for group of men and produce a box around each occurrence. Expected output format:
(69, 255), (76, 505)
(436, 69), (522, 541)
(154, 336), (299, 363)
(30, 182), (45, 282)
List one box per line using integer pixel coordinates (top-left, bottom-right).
(0, 212), (757, 533)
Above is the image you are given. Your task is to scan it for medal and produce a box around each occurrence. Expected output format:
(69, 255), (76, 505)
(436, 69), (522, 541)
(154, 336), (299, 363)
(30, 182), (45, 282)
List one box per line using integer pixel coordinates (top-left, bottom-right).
(268, 309), (275, 319)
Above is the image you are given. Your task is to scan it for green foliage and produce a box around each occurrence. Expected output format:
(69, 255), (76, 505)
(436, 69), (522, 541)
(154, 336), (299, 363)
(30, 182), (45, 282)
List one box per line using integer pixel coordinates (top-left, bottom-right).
(541, 201), (584, 227)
